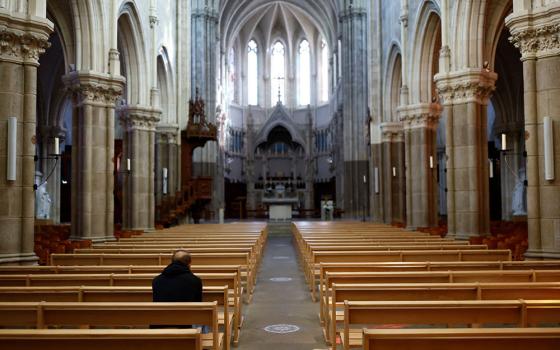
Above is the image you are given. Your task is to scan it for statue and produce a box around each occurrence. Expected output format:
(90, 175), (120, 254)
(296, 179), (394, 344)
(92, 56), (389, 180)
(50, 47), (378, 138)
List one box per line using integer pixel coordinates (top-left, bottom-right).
(35, 181), (52, 219)
(512, 167), (527, 216)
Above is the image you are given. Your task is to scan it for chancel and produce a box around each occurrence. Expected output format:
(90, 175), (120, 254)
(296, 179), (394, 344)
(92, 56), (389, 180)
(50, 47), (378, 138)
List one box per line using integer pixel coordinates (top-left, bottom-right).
(1, 0), (560, 349)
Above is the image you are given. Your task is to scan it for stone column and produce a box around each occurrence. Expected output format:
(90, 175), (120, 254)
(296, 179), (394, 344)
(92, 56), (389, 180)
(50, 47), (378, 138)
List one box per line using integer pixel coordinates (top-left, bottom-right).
(120, 106), (160, 231)
(305, 114), (315, 211)
(380, 123), (406, 225)
(155, 127), (179, 206)
(507, 3), (560, 258)
(370, 141), (384, 222)
(435, 70), (497, 239)
(63, 72), (124, 242)
(340, 5), (369, 217)
(191, 3), (222, 216)
(400, 104), (440, 229)
(0, 9), (52, 265)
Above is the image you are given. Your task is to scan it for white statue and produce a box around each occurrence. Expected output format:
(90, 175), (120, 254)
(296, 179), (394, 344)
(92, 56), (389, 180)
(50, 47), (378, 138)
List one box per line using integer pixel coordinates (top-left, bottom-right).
(512, 167), (527, 216)
(35, 181), (52, 219)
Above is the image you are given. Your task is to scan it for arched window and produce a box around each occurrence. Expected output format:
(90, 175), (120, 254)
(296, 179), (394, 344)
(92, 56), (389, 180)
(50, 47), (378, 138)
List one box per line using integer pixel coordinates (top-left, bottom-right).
(320, 40), (329, 102)
(247, 40), (258, 105)
(271, 41), (285, 104)
(298, 39), (310, 105)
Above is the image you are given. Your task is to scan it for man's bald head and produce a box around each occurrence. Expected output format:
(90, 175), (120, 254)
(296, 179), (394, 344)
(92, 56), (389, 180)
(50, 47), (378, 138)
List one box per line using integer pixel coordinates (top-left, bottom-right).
(172, 249), (192, 266)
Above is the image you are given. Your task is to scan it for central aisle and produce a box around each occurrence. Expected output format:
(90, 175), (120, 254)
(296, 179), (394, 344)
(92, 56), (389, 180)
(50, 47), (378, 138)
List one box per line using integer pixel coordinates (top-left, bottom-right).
(238, 235), (326, 350)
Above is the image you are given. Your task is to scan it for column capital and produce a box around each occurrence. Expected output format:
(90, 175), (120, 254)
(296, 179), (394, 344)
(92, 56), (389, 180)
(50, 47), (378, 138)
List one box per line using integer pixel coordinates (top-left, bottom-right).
(119, 105), (161, 132)
(398, 102), (442, 130)
(63, 71), (125, 107)
(156, 124), (180, 144)
(0, 12), (53, 65)
(435, 68), (497, 106)
(506, 3), (560, 60)
(380, 122), (404, 142)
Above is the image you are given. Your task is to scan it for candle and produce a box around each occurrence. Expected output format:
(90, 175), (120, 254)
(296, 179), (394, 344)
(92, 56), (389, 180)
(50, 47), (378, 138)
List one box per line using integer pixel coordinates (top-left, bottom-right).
(501, 133), (507, 151)
(374, 167), (379, 194)
(392, 167), (397, 177)
(127, 158), (131, 171)
(54, 137), (60, 155)
(429, 155), (434, 169)
(163, 167), (168, 194)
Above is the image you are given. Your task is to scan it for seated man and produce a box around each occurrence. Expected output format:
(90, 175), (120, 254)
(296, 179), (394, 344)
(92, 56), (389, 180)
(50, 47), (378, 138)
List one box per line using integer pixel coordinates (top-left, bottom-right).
(152, 249), (203, 328)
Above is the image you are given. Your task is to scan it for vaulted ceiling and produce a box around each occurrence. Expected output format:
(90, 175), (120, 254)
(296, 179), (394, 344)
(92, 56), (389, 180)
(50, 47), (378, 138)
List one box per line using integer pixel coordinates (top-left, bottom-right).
(219, 0), (338, 52)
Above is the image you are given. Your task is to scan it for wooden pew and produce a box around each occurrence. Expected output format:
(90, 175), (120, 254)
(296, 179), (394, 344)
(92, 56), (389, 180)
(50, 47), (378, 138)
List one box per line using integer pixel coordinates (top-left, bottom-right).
(305, 250), (512, 300)
(342, 300), (560, 350)
(314, 261), (560, 302)
(362, 328), (560, 350)
(0, 286), (233, 349)
(49, 253), (257, 300)
(0, 273), (242, 346)
(327, 282), (560, 348)
(0, 302), (221, 350)
(319, 269), (560, 326)
(0, 329), (202, 350)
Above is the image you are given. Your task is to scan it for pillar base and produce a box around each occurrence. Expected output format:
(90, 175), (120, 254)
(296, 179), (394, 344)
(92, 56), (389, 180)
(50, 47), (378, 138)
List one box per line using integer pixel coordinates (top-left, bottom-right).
(0, 253), (39, 266)
(524, 249), (560, 260)
(453, 232), (482, 241)
(69, 235), (117, 244)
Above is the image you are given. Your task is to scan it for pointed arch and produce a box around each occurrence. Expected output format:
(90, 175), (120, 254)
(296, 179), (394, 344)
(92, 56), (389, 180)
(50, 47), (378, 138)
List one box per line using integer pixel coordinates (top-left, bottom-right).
(247, 39), (259, 106)
(384, 44), (402, 123)
(297, 38), (311, 105)
(410, 0), (441, 104)
(118, 1), (148, 105)
(271, 40), (287, 104)
(157, 46), (176, 125)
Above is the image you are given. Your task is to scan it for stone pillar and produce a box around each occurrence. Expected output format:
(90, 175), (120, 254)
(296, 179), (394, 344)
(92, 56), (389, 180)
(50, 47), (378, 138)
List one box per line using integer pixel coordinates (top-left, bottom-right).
(380, 123), (406, 225)
(371, 141), (384, 222)
(340, 5), (369, 217)
(400, 105), (440, 229)
(507, 3), (560, 258)
(0, 9), (52, 265)
(191, 3), (222, 216)
(120, 106), (160, 231)
(63, 72), (124, 242)
(435, 70), (497, 239)
(155, 127), (179, 205)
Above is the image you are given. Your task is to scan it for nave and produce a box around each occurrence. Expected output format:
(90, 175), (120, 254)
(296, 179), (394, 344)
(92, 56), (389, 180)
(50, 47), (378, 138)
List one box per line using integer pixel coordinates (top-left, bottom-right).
(0, 221), (560, 349)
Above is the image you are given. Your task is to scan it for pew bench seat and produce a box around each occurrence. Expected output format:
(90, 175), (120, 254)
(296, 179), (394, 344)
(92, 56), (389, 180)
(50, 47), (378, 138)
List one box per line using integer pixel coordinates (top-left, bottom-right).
(0, 302), (223, 349)
(362, 328), (560, 350)
(0, 329), (202, 350)
(339, 300), (560, 350)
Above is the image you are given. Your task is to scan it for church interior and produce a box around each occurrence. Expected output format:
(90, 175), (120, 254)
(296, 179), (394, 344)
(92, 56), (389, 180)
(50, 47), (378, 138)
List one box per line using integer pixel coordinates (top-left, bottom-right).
(1, 0), (560, 349)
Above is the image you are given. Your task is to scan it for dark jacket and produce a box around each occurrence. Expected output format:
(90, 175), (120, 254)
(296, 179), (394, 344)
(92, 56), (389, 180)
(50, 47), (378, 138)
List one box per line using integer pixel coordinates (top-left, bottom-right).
(152, 261), (203, 302)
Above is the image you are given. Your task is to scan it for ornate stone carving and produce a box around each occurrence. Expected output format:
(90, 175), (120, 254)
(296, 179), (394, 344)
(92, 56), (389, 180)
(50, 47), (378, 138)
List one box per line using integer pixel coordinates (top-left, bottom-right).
(63, 72), (125, 107)
(509, 23), (560, 58)
(435, 70), (497, 106)
(0, 28), (50, 64)
(380, 122), (404, 143)
(120, 107), (161, 132)
(399, 103), (442, 130)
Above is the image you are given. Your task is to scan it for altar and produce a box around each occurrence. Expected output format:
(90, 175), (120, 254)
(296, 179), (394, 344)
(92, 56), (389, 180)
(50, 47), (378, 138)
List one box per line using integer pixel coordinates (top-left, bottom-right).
(264, 197), (298, 221)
